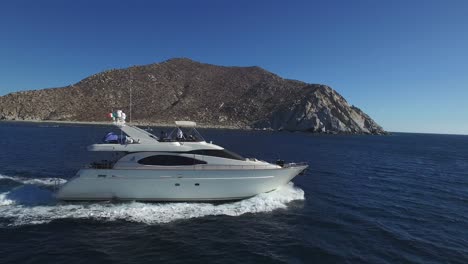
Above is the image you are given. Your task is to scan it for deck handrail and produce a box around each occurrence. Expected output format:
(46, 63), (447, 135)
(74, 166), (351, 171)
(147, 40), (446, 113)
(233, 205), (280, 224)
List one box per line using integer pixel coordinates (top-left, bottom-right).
(86, 162), (308, 170)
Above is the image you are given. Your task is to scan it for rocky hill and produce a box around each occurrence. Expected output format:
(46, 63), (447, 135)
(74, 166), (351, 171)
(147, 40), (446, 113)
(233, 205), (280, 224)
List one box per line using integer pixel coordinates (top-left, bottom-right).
(0, 58), (385, 134)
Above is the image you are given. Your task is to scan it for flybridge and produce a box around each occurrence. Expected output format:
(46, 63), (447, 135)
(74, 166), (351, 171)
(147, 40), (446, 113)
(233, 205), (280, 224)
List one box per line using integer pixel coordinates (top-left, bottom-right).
(88, 121), (220, 152)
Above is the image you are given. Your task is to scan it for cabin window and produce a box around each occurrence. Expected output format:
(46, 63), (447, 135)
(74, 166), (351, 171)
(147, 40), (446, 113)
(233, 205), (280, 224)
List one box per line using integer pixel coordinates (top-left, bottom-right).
(138, 155), (207, 166)
(188, 149), (245, 160)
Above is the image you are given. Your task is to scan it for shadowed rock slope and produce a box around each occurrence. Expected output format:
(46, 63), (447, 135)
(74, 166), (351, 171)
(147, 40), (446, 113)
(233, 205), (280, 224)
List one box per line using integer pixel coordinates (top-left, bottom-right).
(0, 58), (385, 134)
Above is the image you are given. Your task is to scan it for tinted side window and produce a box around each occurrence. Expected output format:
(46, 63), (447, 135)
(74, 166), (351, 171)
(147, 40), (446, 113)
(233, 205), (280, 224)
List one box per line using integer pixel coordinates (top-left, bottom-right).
(189, 149), (245, 160)
(138, 155), (207, 166)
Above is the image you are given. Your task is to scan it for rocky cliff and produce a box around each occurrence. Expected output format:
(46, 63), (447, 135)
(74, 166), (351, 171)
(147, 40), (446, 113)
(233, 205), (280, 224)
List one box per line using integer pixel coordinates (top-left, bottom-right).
(0, 58), (385, 134)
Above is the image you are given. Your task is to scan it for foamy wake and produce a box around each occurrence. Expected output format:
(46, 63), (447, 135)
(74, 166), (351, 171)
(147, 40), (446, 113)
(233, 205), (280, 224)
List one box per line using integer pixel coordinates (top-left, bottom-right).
(0, 193), (14, 206)
(0, 182), (304, 226)
(0, 174), (67, 186)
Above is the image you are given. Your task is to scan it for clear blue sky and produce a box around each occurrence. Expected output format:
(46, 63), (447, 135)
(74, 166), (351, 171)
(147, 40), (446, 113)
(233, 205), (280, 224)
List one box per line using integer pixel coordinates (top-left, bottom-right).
(1, 0), (467, 134)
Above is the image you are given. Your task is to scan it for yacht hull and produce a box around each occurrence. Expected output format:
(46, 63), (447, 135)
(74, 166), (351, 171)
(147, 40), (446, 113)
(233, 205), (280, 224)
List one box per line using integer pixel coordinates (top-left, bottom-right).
(56, 166), (307, 201)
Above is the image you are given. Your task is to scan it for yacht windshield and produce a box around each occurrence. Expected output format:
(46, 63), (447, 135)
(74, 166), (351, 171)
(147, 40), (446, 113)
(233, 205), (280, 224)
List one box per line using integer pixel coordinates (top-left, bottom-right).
(162, 126), (205, 142)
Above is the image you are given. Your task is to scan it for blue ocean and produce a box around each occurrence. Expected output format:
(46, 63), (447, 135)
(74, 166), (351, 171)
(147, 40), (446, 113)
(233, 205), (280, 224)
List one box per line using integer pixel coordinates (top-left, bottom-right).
(0, 121), (467, 263)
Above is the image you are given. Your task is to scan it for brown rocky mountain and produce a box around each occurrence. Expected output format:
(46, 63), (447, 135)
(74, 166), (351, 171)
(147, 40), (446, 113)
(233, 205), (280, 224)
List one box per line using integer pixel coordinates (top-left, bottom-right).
(0, 58), (385, 134)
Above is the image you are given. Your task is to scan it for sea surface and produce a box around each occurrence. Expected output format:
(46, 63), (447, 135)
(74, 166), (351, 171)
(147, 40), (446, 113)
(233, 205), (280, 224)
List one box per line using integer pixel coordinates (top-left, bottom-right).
(0, 122), (467, 263)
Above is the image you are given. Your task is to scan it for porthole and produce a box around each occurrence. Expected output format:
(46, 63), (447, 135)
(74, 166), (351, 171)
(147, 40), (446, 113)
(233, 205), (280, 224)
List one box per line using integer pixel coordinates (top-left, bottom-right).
(195, 183), (200, 186)
(175, 183), (180, 186)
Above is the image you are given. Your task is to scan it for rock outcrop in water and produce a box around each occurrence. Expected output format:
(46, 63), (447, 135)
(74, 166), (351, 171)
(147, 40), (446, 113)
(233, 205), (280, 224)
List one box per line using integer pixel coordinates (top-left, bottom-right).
(0, 58), (385, 134)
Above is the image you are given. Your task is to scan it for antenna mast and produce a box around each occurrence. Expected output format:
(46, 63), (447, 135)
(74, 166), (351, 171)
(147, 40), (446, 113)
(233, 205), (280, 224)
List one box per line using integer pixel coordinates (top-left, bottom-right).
(129, 86), (132, 123)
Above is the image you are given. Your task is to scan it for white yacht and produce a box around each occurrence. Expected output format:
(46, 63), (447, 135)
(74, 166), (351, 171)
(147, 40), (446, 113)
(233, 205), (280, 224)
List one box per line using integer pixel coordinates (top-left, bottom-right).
(57, 121), (308, 201)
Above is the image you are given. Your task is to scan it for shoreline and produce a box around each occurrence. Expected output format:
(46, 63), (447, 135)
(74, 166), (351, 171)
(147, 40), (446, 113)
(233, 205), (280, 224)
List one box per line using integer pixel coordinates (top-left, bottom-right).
(0, 119), (248, 130)
(0, 119), (392, 135)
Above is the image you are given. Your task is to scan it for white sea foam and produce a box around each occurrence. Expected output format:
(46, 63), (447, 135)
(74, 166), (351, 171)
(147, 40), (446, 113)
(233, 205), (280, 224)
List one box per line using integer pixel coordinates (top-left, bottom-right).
(0, 193), (14, 206)
(0, 174), (67, 186)
(0, 182), (304, 226)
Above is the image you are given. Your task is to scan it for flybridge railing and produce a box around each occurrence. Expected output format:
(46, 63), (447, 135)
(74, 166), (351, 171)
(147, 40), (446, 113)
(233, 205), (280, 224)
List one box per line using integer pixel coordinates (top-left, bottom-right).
(196, 164), (277, 170)
(101, 163), (308, 170)
(196, 163), (308, 170)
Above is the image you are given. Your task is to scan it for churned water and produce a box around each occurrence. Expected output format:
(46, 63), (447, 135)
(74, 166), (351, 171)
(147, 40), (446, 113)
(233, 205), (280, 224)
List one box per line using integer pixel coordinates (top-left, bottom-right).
(0, 122), (467, 263)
